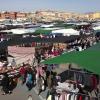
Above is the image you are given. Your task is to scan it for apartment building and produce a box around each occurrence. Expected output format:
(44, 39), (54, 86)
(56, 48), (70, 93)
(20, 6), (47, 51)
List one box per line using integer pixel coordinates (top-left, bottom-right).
(0, 11), (27, 20)
(0, 12), (17, 19)
(85, 12), (100, 20)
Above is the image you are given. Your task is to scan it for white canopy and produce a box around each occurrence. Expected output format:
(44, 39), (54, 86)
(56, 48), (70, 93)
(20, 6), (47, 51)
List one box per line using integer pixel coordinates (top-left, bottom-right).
(41, 24), (54, 28)
(93, 26), (100, 30)
(0, 28), (36, 34)
(75, 22), (89, 26)
(51, 28), (80, 36)
(11, 28), (36, 34)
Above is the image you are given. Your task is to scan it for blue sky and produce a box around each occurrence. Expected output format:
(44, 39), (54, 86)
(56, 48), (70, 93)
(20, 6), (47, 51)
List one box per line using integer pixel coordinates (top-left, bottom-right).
(0, 0), (99, 13)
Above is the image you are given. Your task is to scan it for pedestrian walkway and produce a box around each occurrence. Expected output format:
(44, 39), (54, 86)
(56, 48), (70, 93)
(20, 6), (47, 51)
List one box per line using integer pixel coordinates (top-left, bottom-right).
(34, 84), (48, 100)
(0, 82), (45, 100)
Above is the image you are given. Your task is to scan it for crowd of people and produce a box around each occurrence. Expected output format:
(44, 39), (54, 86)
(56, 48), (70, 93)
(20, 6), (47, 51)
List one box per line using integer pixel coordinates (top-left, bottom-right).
(34, 35), (100, 64)
(0, 61), (100, 100)
(0, 61), (60, 96)
(19, 63), (59, 95)
(0, 34), (99, 100)
(1, 72), (18, 95)
(66, 35), (100, 52)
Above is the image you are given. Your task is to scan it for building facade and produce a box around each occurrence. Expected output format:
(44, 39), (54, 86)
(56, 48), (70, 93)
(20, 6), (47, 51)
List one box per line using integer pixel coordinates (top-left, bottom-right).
(0, 11), (27, 20)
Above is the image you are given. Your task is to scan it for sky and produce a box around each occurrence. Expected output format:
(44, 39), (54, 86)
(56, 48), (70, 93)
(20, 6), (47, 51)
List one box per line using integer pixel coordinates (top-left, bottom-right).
(0, 0), (100, 13)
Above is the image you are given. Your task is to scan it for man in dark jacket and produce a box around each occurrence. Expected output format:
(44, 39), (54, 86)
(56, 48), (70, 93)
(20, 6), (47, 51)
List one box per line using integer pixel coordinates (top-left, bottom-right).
(1, 73), (10, 95)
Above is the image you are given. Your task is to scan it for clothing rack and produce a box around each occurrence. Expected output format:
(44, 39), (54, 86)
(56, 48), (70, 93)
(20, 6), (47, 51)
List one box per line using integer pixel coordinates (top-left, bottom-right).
(55, 88), (98, 99)
(68, 69), (95, 75)
(70, 91), (97, 98)
(68, 69), (99, 87)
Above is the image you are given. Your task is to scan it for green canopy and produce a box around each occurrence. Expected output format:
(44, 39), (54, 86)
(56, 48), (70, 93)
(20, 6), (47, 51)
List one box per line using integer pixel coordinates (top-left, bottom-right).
(35, 29), (52, 35)
(43, 42), (100, 75)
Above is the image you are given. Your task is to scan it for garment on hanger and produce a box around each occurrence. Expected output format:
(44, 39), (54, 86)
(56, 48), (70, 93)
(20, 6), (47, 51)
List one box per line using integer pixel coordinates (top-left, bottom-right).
(70, 94), (75, 100)
(55, 95), (59, 100)
(67, 94), (70, 100)
(91, 75), (98, 90)
(79, 95), (83, 100)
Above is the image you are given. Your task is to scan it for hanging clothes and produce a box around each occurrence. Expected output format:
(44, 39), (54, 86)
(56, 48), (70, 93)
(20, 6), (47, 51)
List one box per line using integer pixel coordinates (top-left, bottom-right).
(59, 93), (66, 100)
(55, 95), (59, 100)
(85, 96), (90, 100)
(59, 94), (63, 100)
(83, 74), (92, 86)
(79, 95), (83, 100)
(91, 75), (98, 90)
(66, 93), (70, 100)
(73, 72), (84, 84)
(74, 95), (77, 100)
(70, 94), (75, 100)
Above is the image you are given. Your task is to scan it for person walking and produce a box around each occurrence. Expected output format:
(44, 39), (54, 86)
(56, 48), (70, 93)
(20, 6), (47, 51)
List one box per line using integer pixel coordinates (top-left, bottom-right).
(19, 64), (26, 84)
(9, 77), (18, 93)
(26, 71), (33, 91)
(11, 58), (16, 67)
(47, 73), (53, 90)
(1, 73), (10, 95)
(37, 75), (44, 95)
